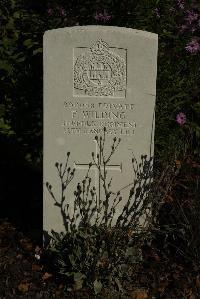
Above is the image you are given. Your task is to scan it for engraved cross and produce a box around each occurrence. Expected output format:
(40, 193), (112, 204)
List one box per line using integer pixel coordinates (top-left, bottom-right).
(74, 139), (122, 197)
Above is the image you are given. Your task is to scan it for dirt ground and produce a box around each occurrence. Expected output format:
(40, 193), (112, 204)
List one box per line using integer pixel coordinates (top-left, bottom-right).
(0, 219), (199, 299)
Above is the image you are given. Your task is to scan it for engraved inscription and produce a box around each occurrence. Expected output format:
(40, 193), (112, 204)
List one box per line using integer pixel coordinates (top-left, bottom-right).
(73, 39), (127, 97)
(62, 100), (137, 136)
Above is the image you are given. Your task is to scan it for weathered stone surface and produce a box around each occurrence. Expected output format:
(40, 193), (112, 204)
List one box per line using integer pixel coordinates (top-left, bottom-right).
(43, 26), (158, 233)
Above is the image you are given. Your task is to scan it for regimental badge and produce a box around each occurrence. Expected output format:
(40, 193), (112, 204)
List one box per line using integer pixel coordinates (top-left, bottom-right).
(73, 39), (127, 97)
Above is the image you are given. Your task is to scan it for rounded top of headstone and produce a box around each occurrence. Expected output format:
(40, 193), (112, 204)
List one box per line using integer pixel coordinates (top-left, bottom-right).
(44, 25), (158, 40)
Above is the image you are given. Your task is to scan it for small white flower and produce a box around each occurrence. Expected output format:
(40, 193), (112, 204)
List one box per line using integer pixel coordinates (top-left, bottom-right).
(35, 254), (41, 260)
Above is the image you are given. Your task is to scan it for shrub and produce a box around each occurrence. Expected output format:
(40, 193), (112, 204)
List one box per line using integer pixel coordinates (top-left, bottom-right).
(45, 132), (155, 295)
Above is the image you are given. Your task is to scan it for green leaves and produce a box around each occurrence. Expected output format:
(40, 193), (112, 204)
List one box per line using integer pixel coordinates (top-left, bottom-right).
(0, 118), (15, 135)
(0, 61), (13, 73)
(13, 11), (20, 19)
(33, 48), (43, 55)
(46, 224), (150, 296)
(93, 279), (102, 294)
(23, 39), (33, 48)
(69, 254), (75, 266)
(125, 246), (143, 262)
(74, 272), (85, 290)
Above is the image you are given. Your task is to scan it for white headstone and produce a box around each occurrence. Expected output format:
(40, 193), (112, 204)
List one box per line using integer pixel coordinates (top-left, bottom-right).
(43, 26), (158, 233)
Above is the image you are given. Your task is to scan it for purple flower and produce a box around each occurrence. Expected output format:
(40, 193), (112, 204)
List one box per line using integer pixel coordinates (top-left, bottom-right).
(60, 8), (66, 17)
(47, 8), (53, 16)
(176, 112), (186, 125)
(179, 9), (199, 35)
(153, 8), (160, 18)
(191, 27), (196, 33)
(94, 10), (112, 22)
(179, 24), (188, 33)
(185, 39), (200, 54)
(103, 14), (112, 21)
(94, 12), (103, 21)
(185, 10), (199, 24)
(177, 0), (184, 10)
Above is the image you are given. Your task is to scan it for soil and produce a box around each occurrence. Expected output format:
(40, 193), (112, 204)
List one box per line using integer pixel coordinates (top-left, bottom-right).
(0, 219), (199, 299)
